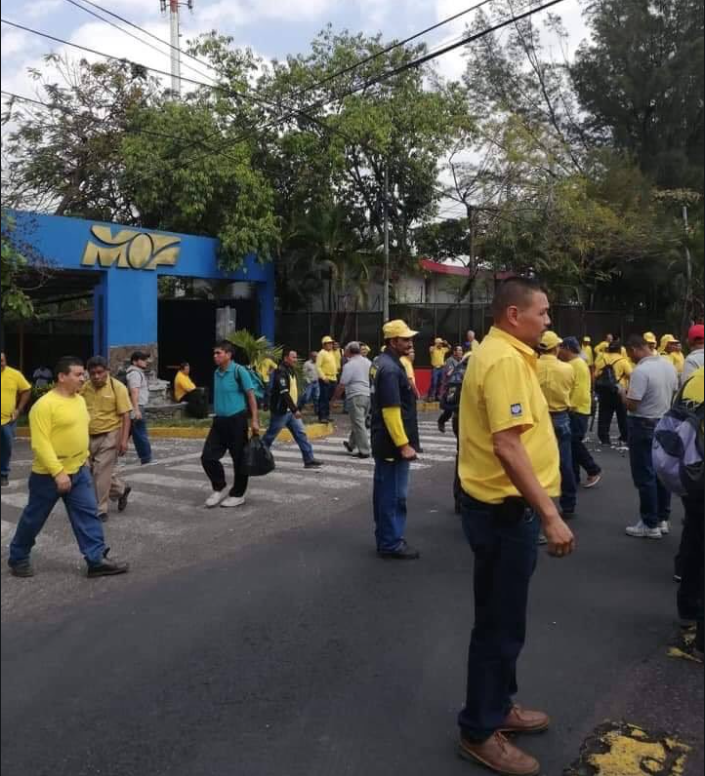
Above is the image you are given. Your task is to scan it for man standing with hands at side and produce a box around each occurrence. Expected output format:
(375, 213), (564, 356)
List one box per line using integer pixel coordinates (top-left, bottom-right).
(456, 278), (575, 776)
(316, 336), (338, 424)
(370, 320), (421, 560)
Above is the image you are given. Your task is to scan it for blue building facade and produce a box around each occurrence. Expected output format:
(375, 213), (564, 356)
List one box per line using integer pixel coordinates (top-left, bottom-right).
(9, 211), (275, 370)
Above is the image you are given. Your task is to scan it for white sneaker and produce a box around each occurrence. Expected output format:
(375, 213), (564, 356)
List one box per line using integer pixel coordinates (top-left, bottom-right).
(221, 496), (246, 508)
(660, 521), (671, 535)
(205, 489), (228, 509)
(626, 520), (662, 539)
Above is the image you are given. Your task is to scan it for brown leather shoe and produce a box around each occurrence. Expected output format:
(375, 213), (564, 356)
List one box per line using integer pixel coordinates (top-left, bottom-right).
(459, 732), (540, 776)
(500, 704), (550, 735)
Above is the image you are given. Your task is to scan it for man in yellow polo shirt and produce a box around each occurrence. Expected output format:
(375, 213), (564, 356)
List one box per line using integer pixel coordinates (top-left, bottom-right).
(538, 331), (578, 517)
(316, 336), (338, 423)
(428, 337), (450, 400)
(8, 356), (129, 579)
(661, 335), (685, 374)
(456, 277), (574, 776)
(560, 338), (602, 489)
(1, 352), (31, 487)
(580, 336), (594, 370)
(643, 331), (658, 354)
(82, 356), (133, 521)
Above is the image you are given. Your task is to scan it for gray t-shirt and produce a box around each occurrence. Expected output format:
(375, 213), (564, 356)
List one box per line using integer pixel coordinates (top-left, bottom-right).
(126, 366), (150, 407)
(682, 349), (704, 385)
(340, 356), (372, 399)
(303, 360), (319, 386)
(627, 356), (678, 419)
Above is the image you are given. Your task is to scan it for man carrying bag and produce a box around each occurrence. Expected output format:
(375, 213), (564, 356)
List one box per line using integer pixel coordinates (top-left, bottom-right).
(201, 341), (261, 509)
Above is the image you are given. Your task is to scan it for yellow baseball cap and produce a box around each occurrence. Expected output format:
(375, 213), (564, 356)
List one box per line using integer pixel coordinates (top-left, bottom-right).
(660, 334), (678, 349)
(643, 331), (657, 345)
(321, 336), (334, 345)
(434, 337), (444, 345)
(539, 331), (563, 350)
(582, 336), (592, 343)
(383, 320), (418, 339)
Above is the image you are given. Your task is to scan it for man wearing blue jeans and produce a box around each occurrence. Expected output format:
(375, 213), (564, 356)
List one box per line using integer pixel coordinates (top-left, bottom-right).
(456, 278), (575, 776)
(263, 350), (322, 470)
(1, 352), (32, 487)
(370, 320), (421, 560)
(624, 335), (679, 539)
(8, 356), (129, 579)
(126, 351), (153, 465)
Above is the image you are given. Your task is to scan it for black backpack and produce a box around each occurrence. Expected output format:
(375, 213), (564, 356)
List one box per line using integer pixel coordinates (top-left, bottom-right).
(595, 359), (623, 394)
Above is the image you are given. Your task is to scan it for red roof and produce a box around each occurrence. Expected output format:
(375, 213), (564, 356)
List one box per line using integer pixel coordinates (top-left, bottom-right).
(420, 258), (470, 277)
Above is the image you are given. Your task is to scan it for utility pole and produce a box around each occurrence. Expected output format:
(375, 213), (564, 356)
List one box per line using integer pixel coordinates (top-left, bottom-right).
(383, 163), (390, 322)
(682, 204), (693, 335)
(161, 1), (194, 96)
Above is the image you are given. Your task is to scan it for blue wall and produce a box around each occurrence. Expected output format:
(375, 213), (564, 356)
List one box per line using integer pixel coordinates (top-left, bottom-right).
(10, 211), (275, 352)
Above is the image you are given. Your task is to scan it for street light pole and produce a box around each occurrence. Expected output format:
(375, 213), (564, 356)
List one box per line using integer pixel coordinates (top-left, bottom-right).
(383, 163), (390, 322)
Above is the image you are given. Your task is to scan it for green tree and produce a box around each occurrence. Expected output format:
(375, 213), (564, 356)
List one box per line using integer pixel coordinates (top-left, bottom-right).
(1, 212), (35, 322)
(573, 0), (705, 190)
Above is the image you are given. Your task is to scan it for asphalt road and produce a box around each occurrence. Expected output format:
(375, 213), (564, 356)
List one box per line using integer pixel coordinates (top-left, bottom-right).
(1, 418), (703, 776)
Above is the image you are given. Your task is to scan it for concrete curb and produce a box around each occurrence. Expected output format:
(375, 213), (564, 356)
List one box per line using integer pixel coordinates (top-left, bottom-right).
(16, 422), (337, 443)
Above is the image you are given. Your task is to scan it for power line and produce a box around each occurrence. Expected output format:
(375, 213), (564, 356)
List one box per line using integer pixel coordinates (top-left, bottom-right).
(3, 0), (565, 193)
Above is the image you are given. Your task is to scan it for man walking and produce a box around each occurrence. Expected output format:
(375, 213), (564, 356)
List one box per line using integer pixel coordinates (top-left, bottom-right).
(537, 331), (578, 517)
(298, 351), (320, 414)
(202, 341), (261, 509)
(316, 336), (338, 423)
(371, 320), (421, 560)
(1, 352), (31, 487)
(682, 324), (704, 384)
(624, 335), (679, 539)
(334, 342), (372, 458)
(7, 356), (129, 578)
(428, 338), (450, 401)
(126, 351), (153, 465)
(456, 278), (574, 776)
(559, 337), (602, 489)
(595, 339), (632, 446)
(263, 350), (323, 469)
(82, 356), (132, 522)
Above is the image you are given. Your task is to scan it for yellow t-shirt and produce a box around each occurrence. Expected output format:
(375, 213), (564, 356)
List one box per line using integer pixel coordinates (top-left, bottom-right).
(569, 356), (593, 415)
(1, 366), (31, 425)
(682, 367), (704, 404)
(430, 346), (449, 368)
(663, 352), (685, 375)
(333, 349), (342, 374)
(595, 352), (633, 389)
(537, 355), (576, 413)
(458, 326), (560, 504)
(30, 391), (90, 476)
(257, 358), (278, 383)
(595, 342), (627, 358)
(316, 350), (338, 381)
(81, 378), (132, 435)
(174, 371), (197, 402)
(581, 346), (594, 367)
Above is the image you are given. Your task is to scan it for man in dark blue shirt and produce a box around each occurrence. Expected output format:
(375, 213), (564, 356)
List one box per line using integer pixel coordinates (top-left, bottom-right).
(370, 320), (421, 560)
(201, 341), (261, 509)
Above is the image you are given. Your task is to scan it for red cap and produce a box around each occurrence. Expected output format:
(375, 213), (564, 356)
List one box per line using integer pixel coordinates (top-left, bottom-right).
(689, 324), (705, 342)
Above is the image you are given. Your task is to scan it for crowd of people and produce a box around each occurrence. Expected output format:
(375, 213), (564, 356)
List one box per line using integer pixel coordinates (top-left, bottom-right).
(1, 279), (703, 776)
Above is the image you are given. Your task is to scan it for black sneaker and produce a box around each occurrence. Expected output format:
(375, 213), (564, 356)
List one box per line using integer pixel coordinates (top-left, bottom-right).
(304, 460), (324, 469)
(1, 475), (9, 487)
(378, 542), (421, 560)
(98, 513), (109, 522)
(117, 485), (132, 513)
(356, 453), (371, 459)
(87, 552), (129, 578)
(9, 561), (34, 578)
(343, 441), (355, 454)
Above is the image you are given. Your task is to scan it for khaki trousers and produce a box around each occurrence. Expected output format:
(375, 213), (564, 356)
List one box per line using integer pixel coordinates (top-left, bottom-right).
(89, 429), (127, 514)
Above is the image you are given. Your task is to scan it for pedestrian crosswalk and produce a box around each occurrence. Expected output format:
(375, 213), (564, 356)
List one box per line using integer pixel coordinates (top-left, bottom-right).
(0, 420), (459, 570)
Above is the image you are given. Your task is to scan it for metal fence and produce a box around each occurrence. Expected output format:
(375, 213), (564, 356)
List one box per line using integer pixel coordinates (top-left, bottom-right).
(276, 306), (667, 368)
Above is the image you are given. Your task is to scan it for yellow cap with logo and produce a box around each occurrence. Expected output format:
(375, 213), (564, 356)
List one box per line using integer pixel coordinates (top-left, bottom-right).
(643, 331), (657, 345)
(383, 320), (419, 339)
(321, 336), (334, 345)
(539, 331), (563, 351)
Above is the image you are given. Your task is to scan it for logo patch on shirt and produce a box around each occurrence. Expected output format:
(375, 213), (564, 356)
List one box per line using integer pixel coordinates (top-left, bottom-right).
(511, 403), (524, 417)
